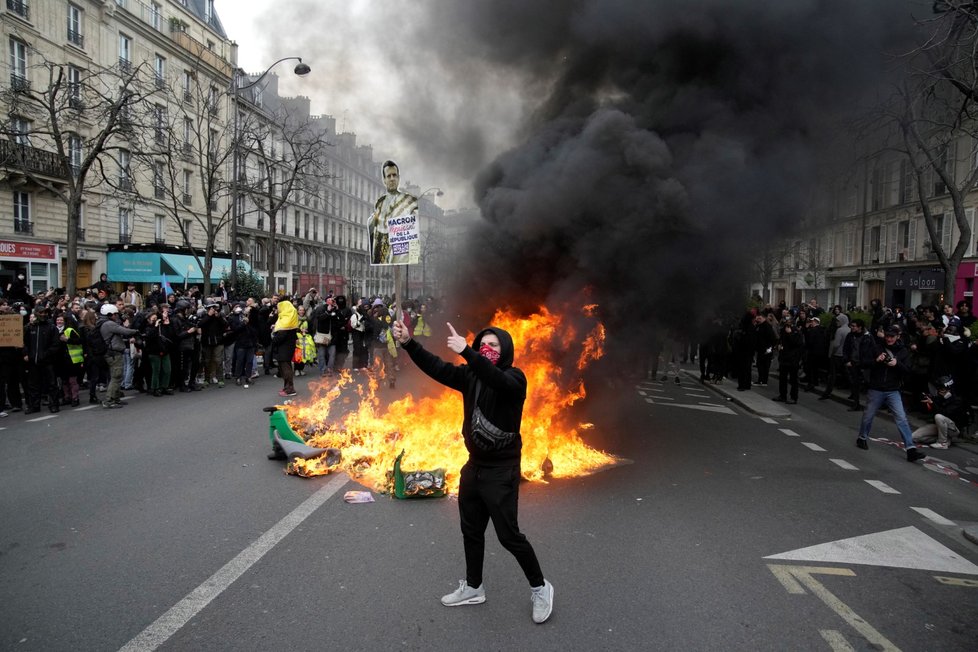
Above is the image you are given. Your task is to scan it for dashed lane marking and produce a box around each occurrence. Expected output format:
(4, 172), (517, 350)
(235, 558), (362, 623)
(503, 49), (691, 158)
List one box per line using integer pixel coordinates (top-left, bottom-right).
(27, 415), (58, 422)
(638, 391), (647, 396)
(779, 428), (800, 437)
(802, 442), (826, 452)
(909, 507), (956, 526)
(934, 576), (978, 587)
(819, 629), (856, 652)
(760, 417), (778, 424)
(645, 396), (674, 402)
(865, 480), (900, 494)
(829, 459), (858, 471)
(75, 405), (98, 411)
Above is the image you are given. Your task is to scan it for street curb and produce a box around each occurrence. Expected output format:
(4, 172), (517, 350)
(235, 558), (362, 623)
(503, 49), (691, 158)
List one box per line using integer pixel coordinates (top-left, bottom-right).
(964, 525), (978, 547)
(679, 370), (792, 419)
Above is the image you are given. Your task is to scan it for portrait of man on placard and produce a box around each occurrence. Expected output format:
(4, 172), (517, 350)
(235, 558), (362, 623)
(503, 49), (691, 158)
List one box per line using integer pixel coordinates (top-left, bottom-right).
(369, 159), (419, 266)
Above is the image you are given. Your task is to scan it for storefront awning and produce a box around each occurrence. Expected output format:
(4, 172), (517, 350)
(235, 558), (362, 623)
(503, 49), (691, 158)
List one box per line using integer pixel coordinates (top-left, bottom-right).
(107, 252), (253, 284)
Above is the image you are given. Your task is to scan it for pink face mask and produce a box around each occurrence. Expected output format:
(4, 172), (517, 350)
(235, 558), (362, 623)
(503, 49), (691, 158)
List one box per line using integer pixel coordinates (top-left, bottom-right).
(479, 343), (501, 365)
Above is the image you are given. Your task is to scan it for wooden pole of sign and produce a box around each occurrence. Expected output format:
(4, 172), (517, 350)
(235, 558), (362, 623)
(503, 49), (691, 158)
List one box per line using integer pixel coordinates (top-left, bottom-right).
(393, 264), (404, 322)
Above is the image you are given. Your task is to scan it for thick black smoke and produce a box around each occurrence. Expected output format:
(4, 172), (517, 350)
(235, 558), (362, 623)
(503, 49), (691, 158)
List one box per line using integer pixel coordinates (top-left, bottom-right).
(252, 0), (919, 353)
(418, 0), (919, 345)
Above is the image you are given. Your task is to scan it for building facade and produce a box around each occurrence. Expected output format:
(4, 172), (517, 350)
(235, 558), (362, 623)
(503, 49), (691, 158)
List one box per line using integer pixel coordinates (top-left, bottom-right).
(754, 149), (978, 311)
(0, 0), (395, 300)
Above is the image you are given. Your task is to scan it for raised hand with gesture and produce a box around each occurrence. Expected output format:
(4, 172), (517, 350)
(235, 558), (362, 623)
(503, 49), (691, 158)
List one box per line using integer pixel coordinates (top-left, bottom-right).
(446, 322), (467, 354)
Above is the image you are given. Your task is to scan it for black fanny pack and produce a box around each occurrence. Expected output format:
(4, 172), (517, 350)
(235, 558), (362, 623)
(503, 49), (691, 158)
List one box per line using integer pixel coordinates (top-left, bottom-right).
(470, 381), (518, 451)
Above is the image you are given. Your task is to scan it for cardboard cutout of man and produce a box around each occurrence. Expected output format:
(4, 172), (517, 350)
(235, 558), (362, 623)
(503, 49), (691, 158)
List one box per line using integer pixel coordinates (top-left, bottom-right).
(369, 160), (418, 265)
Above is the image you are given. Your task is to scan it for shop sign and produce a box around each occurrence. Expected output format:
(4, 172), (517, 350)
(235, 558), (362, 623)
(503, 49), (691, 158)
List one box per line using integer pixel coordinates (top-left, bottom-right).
(0, 240), (57, 260)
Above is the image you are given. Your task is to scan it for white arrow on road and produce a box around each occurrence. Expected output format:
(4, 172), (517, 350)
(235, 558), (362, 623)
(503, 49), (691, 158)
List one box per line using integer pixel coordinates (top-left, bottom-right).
(765, 526), (978, 575)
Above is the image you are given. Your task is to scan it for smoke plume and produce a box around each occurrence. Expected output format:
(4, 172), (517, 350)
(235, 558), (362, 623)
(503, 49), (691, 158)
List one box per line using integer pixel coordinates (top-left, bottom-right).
(245, 0), (918, 348)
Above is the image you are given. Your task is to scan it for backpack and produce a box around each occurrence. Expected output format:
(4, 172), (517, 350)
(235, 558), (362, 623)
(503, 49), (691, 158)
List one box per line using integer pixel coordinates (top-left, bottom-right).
(86, 322), (108, 358)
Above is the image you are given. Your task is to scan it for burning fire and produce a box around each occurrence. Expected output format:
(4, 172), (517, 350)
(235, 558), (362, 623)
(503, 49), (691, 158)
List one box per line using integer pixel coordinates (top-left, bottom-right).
(283, 306), (619, 494)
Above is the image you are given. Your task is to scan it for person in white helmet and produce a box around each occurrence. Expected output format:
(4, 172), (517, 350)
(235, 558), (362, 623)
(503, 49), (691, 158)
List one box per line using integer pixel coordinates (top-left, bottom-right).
(96, 303), (137, 408)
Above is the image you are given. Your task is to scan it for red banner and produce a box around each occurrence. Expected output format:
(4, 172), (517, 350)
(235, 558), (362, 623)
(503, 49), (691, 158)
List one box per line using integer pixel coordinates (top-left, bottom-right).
(0, 240), (57, 260)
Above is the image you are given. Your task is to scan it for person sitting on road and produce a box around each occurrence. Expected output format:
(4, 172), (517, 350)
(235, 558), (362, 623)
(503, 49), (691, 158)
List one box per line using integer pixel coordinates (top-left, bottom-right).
(912, 376), (969, 449)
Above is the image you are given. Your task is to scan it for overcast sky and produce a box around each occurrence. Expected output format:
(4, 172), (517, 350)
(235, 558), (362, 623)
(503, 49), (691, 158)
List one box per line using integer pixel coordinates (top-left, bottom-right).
(213, 0), (527, 210)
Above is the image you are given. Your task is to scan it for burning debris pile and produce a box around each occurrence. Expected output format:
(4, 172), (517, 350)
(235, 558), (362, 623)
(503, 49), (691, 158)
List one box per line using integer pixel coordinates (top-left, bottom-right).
(273, 306), (619, 495)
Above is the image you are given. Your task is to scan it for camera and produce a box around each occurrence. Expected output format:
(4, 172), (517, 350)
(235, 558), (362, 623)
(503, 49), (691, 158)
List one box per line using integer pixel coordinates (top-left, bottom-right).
(881, 352), (894, 364)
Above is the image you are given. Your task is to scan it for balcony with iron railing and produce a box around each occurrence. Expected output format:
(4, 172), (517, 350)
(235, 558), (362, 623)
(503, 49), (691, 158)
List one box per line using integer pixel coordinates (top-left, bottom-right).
(119, 233), (132, 244)
(76, 227), (85, 241)
(13, 219), (33, 235)
(182, 193), (192, 206)
(0, 140), (70, 179)
(6, 0), (28, 20)
(169, 26), (233, 78)
(10, 74), (30, 93)
(67, 29), (83, 48)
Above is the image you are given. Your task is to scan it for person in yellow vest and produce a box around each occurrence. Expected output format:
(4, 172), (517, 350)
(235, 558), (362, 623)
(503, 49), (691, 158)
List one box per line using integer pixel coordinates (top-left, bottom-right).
(56, 313), (84, 407)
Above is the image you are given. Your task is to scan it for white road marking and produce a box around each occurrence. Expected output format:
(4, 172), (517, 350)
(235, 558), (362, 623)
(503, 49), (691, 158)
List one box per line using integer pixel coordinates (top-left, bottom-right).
(684, 393), (709, 398)
(118, 473), (349, 652)
(759, 417), (777, 424)
(637, 391), (647, 396)
(765, 526), (978, 575)
(801, 442), (826, 452)
(909, 507), (956, 526)
(865, 480), (900, 494)
(779, 428), (800, 437)
(653, 403), (736, 414)
(819, 629), (856, 652)
(27, 415), (58, 422)
(829, 459), (858, 471)
(645, 396), (674, 403)
(697, 402), (725, 407)
(769, 565), (897, 651)
(75, 405), (98, 411)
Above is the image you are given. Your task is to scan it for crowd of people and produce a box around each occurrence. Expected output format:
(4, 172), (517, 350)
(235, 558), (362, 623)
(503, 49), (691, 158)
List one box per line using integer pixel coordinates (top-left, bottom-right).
(0, 276), (441, 417)
(693, 297), (976, 459)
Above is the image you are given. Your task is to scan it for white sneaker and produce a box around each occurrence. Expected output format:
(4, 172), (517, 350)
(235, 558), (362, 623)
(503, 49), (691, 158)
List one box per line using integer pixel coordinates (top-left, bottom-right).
(441, 580), (485, 606)
(531, 580), (554, 623)
(0, 411), (8, 418)
(929, 441), (950, 449)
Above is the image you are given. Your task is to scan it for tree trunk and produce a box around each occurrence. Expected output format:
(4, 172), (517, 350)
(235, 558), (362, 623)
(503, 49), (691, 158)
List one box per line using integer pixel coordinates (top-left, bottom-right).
(267, 215), (277, 295)
(66, 197), (80, 296)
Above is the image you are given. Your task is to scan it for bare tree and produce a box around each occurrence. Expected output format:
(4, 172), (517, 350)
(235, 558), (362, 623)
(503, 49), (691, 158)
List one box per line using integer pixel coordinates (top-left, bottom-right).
(877, 3), (978, 301)
(238, 106), (331, 293)
(129, 63), (233, 296)
(0, 52), (158, 295)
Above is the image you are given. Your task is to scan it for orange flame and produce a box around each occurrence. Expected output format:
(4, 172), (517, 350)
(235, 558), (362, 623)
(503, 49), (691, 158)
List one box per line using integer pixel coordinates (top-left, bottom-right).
(284, 306), (619, 494)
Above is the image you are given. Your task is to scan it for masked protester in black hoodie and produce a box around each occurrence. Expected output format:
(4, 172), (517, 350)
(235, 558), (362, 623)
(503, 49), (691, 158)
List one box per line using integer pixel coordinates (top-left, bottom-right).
(392, 319), (554, 624)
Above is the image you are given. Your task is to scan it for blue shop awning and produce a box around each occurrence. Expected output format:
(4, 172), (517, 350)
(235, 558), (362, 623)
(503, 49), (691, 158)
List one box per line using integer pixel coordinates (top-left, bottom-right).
(107, 252), (253, 284)
(106, 252), (162, 283)
(160, 253), (252, 283)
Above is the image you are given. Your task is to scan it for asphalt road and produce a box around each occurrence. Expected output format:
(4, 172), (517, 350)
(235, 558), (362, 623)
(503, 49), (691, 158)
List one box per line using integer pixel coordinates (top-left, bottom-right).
(1, 363), (976, 651)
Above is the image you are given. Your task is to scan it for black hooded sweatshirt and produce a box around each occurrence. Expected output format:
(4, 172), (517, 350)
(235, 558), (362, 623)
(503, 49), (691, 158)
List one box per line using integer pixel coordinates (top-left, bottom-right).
(402, 327), (526, 467)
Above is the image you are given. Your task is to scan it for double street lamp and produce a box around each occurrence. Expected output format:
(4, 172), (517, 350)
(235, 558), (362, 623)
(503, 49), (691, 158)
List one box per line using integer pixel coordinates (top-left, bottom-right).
(229, 57), (311, 292)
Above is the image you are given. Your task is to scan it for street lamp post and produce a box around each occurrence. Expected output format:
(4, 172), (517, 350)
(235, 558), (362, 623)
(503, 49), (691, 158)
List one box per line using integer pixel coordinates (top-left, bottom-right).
(410, 187), (443, 299)
(229, 57), (311, 295)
